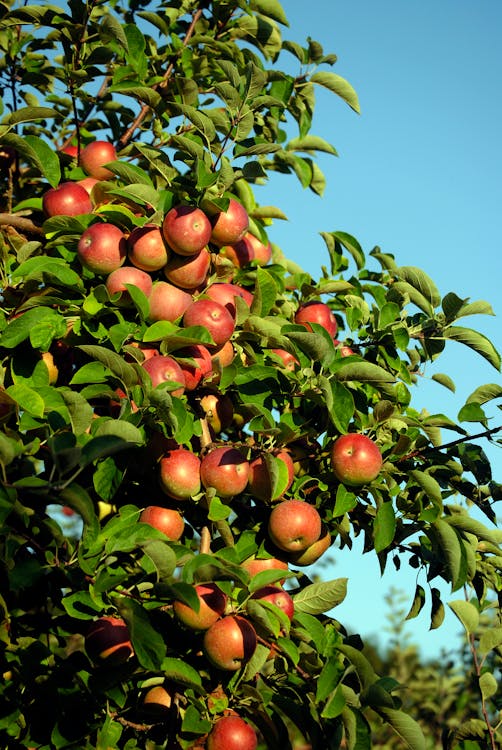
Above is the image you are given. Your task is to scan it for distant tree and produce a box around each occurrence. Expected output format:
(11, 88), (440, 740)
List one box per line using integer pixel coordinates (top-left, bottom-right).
(0, 1), (501, 748)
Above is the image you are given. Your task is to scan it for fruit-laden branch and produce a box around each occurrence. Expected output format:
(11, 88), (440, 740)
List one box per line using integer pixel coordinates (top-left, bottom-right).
(400, 424), (502, 461)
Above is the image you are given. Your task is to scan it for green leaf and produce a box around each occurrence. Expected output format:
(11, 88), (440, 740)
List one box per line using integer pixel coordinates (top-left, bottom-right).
(479, 671), (498, 701)
(0, 307), (66, 348)
(448, 599), (479, 634)
(395, 266), (441, 309)
(466, 382), (502, 405)
(93, 420), (144, 445)
(430, 587), (445, 630)
(6, 383), (44, 417)
(431, 520), (463, 590)
(374, 501), (396, 553)
(287, 135), (337, 155)
(1, 133), (60, 186)
(431, 373), (456, 392)
(252, 267), (278, 317)
(11, 256), (84, 288)
(444, 326), (501, 371)
(335, 361), (395, 385)
(78, 345), (141, 387)
(251, 0), (288, 25)
(377, 708), (426, 750)
(108, 82), (161, 108)
(141, 540), (177, 581)
(160, 657), (204, 693)
(405, 585), (426, 621)
(114, 597), (166, 670)
(310, 72), (360, 113)
(293, 578), (347, 615)
(479, 626), (502, 654)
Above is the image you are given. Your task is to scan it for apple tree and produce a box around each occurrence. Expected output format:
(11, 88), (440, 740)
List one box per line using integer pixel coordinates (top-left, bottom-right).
(0, 1), (501, 748)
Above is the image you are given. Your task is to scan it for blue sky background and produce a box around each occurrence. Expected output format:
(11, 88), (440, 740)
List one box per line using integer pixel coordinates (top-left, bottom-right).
(257, 1), (502, 657)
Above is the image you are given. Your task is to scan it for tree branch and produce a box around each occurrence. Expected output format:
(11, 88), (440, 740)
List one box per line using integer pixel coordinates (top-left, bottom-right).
(0, 213), (44, 236)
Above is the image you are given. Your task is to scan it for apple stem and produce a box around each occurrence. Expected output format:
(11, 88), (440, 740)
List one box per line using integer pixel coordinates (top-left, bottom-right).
(215, 519), (234, 547)
(200, 526), (211, 554)
(199, 416), (213, 449)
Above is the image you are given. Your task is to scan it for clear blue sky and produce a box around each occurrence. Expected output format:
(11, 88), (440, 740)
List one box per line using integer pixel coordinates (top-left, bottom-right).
(257, 1), (502, 657)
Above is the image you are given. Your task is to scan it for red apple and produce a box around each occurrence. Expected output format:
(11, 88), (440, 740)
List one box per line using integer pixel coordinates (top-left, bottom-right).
(158, 447), (201, 500)
(162, 204), (212, 256)
(42, 181), (93, 217)
(333, 339), (355, 357)
(199, 391), (234, 434)
(142, 355), (186, 396)
(207, 715), (258, 750)
(85, 616), (133, 666)
(164, 247), (211, 289)
(210, 340), (236, 369)
(106, 266), (153, 305)
(288, 524), (332, 566)
(200, 446), (250, 498)
(60, 144), (78, 158)
(247, 450), (294, 502)
(203, 615), (257, 671)
(271, 348), (299, 371)
(295, 301), (338, 337)
(240, 232), (272, 265)
(250, 585), (294, 621)
(330, 434), (382, 485)
(77, 223), (127, 274)
(174, 344), (213, 391)
(148, 281), (193, 322)
(209, 198), (250, 247)
(139, 505), (185, 540)
(241, 556), (289, 580)
(78, 176), (99, 195)
(268, 500), (322, 553)
(204, 282), (254, 318)
(174, 583), (228, 630)
(183, 299), (235, 348)
(128, 224), (169, 272)
(79, 140), (117, 180)
(219, 232), (271, 268)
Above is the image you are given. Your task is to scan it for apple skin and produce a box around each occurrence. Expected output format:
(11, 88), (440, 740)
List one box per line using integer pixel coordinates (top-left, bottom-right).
(42, 181), (93, 217)
(331, 433), (382, 486)
(128, 224), (169, 272)
(203, 615), (257, 671)
(174, 344), (213, 391)
(268, 500), (322, 553)
(79, 140), (117, 180)
(209, 198), (250, 247)
(207, 715), (258, 750)
(158, 447), (201, 500)
(106, 266), (153, 305)
(183, 299), (235, 348)
(85, 616), (134, 666)
(295, 301), (338, 337)
(204, 282), (253, 318)
(219, 232), (271, 268)
(162, 204), (212, 256)
(241, 556), (289, 580)
(142, 685), (172, 718)
(139, 505), (185, 540)
(250, 585), (294, 621)
(333, 339), (355, 357)
(148, 281), (193, 322)
(173, 583), (228, 630)
(164, 247), (210, 289)
(287, 524), (332, 567)
(271, 348), (299, 371)
(77, 223), (127, 275)
(210, 340), (235, 369)
(248, 450), (294, 502)
(200, 446), (250, 498)
(142, 355), (186, 396)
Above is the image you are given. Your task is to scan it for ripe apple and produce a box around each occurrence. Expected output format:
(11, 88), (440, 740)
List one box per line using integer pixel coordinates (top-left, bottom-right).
(204, 282), (253, 318)
(200, 446), (250, 498)
(162, 204), (212, 256)
(183, 299), (235, 348)
(203, 615), (257, 671)
(79, 140), (117, 180)
(271, 348), (299, 371)
(287, 524), (332, 566)
(106, 266), (153, 305)
(240, 231), (272, 265)
(199, 391), (234, 434)
(142, 685), (172, 718)
(174, 344), (213, 391)
(241, 556), (289, 580)
(219, 232), (271, 268)
(250, 585), (294, 621)
(247, 450), (294, 502)
(142, 355), (186, 396)
(158, 447), (201, 500)
(128, 224), (169, 272)
(139, 505), (185, 540)
(330, 433), (383, 485)
(207, 715), (257, 750)
(208, 198), (250, 247)
(148, 281), (193, 322)
(85, 615), (134, 666)
(295, 301), (338, 337)
(78, 176), (99, 195)
(210, 340), (235, 369)
(333, 339), (355, 357)
(173, 582), (227, 630)
(42, 181), (93, 217)
(164, 247), (210, 289)
(77, 223), (127, 274)
(60, 144), (78, 158)
(268, 500), (322, 553)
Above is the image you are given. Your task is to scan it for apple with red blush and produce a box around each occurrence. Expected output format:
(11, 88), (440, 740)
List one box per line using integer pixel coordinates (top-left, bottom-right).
(330, 433), (382, 486)
(142, 355), (186, 396)
(208, 198), (249, 247)
(268, 499), (322, 553)
(77, 223), (127, 274)
(106, 266), (153, 305)
(174, 344), (213, 391)
(164, 247), (210, 289)
(139, 505), (185, 540)
(173, 583), (227, 630)
(203, 614), (257, 671)
(250, 585), (294, 621)
(207, 715), (257, 750)
(162, 204), (212, 256)
(183, 299), (235, 348)
(128, 224), (169, 272)
(158, 447), (201, 500)
(295, 301), (338, 337)
(148, 281), (193, 323)
(85, 615), (134, 666)
(204, 282), (253, 318)
(200, 446), (249, 498)
(79, 140), (117, 180)
(42, 181), (92, 217)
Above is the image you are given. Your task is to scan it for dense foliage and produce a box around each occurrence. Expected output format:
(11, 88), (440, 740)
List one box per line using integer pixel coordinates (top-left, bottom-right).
(0, 1), (501, 748)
